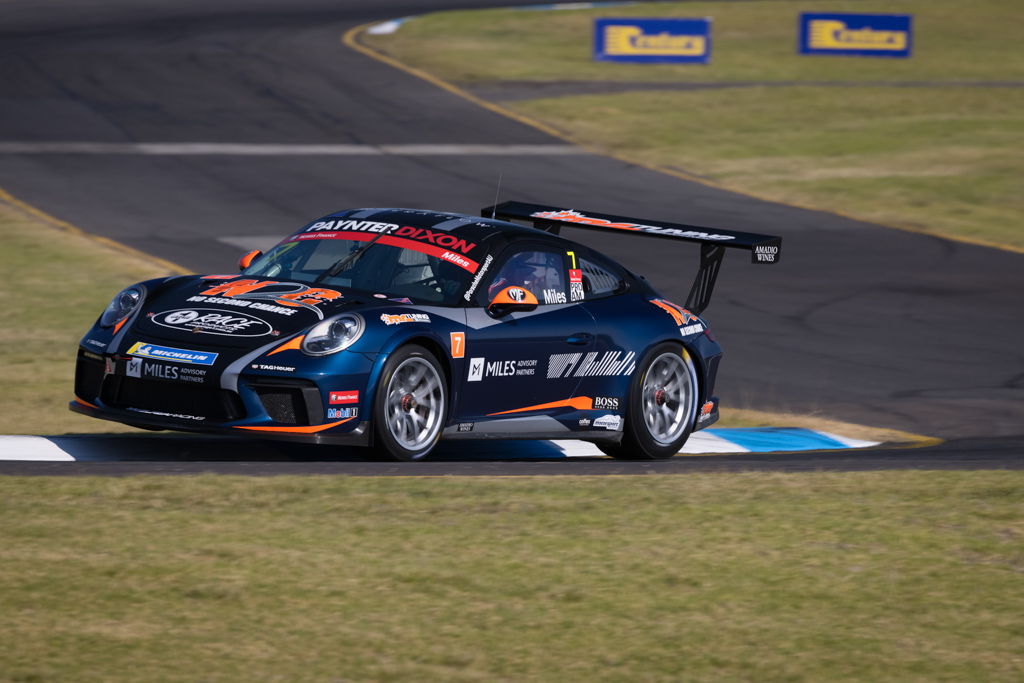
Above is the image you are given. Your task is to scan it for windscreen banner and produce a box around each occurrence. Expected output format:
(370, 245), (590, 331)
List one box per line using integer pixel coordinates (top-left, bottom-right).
(594, 18), (711, 63)
(799, 13), (913, 58)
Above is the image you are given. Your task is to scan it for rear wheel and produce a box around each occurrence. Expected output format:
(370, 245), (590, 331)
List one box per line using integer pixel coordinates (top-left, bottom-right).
(599, 342), (698, 460)
(372, 345), (447, 461)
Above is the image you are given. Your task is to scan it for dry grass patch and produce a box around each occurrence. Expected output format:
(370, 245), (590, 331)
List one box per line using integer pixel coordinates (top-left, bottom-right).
(0, 197), (172, 434)
(363, 0), (1024, 250)
(1, 472), (1022, 681)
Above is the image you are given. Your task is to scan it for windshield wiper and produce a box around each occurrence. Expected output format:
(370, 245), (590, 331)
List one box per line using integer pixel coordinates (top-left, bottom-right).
(314, 230), (391, 285)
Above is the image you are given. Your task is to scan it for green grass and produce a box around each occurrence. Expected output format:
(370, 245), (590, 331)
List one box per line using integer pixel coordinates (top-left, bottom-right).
(0, 200), (169, 434)
(1, 472), (1022, 681)
(364, 0), (1024, 250)
(370, 0), (1023, 84)
(517, 86), (1024, 247)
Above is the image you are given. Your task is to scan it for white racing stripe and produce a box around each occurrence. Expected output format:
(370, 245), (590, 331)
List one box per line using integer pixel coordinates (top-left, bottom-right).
(0, 142), (586, 156)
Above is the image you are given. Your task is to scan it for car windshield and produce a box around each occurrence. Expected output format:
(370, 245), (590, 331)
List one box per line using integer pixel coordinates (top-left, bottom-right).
(241, 233), (477, 305)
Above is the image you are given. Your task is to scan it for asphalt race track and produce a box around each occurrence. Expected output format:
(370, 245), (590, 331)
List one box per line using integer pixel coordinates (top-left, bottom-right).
(1, 0), (1022, 473)
(2, 434), (1023, 477)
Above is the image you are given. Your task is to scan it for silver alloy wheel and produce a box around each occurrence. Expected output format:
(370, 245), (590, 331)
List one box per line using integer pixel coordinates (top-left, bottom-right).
(385, 356), (444, 452)
(641, 351), (697, 446)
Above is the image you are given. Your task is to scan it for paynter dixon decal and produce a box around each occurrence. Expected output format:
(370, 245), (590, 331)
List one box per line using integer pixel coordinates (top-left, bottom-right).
(294, 219), (482, 274)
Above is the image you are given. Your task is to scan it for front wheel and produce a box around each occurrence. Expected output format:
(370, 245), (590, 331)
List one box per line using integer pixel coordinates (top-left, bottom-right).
(599, 342), (699, 460)
(372, 345), (447, 461)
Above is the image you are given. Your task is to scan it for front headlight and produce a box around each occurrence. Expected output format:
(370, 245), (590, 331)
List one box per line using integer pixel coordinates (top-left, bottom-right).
(99, 286), (144, 328)
(301, 313), (364, 356)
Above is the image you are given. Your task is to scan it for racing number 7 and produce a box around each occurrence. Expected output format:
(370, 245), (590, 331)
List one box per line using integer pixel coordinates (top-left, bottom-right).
(450, 332), (465, 359)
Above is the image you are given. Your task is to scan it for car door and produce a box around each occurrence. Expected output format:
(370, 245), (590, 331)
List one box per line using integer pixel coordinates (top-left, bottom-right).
(573, 251), (645, 428)
(455, 244), (596, 428)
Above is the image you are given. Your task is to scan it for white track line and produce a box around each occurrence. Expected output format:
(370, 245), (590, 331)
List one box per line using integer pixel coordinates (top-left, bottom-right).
(0, 142), (586, 156)
(0, 436), (75, 461)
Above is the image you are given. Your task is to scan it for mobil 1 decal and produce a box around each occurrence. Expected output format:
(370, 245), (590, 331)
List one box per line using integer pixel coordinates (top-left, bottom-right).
(151, 308), (274, 337)
(567, 251), (584, 302)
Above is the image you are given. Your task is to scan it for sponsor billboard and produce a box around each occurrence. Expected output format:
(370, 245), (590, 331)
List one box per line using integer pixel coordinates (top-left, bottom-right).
(594, 18), (711, 64)
(799, 13), (912, 58)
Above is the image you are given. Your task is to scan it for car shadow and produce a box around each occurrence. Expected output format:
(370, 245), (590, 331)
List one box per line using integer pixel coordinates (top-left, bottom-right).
(33, 433), (592, 462)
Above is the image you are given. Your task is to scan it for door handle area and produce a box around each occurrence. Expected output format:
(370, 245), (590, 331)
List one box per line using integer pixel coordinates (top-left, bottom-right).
(565, 333), (593, 346)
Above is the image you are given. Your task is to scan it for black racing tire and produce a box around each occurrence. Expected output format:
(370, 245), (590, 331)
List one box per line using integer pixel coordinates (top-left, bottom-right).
(371, 344), (447, 461)
(598, 342), (699, 460)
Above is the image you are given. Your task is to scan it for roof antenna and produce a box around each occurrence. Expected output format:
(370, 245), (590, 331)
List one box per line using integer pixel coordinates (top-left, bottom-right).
(489, 173), (503, 219)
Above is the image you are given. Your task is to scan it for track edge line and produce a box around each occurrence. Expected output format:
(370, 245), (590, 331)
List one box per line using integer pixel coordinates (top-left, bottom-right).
(0, 186), (190, 275)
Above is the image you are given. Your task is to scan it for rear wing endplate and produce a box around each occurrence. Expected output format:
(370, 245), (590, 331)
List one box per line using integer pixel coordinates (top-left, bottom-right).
(482, 201), (781, 315)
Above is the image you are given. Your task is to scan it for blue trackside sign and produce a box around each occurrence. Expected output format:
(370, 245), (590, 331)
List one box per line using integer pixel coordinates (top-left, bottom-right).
(799, 13), (912, 58)
(594, 18), (711, 64)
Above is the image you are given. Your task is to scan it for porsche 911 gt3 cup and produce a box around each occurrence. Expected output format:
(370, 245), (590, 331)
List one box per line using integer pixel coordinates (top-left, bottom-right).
(72, 201), (781, 460)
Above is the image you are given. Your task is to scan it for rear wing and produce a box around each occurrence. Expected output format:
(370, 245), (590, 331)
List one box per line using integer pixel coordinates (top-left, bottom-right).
(482, 201), (781, 315)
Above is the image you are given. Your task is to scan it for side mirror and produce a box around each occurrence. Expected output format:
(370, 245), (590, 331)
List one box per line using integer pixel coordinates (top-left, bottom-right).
(487, 286), (539, 317)
(238, 249), (262, 271)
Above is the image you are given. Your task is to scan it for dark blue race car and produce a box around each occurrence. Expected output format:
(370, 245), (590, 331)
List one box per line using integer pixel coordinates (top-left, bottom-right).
(71, 201), (780, 461)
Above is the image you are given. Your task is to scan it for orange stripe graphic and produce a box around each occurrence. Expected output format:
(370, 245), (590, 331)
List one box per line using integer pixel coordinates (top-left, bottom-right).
(488, 396), (593, 416)
(268, 335), (304, 356)
(234, 416), (355, 434)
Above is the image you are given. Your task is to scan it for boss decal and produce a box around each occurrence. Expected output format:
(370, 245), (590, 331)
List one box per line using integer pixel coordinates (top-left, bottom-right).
(152, 308), (274, 337)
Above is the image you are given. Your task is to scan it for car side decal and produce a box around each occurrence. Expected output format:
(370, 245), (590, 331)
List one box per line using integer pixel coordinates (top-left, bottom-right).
(487, 396), (594, 416)
(234, 416), (356, 433)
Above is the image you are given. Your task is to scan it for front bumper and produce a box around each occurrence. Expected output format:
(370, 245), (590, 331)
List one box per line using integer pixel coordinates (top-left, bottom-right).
(72, 348), (373, 446)
(68, 399), (370, 446)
